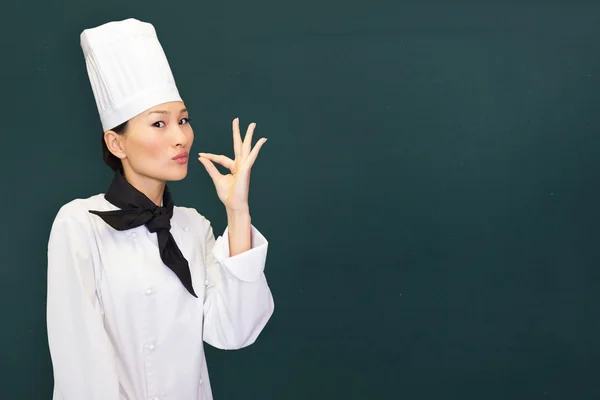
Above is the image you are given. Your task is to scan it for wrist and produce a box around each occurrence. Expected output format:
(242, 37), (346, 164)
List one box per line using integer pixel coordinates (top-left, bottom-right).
(225, 208), (252, 255)
(226, 207), (251, 223)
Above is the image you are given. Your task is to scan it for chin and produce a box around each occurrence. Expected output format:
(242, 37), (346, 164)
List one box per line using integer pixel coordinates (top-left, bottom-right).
(161, 166), (188, 182)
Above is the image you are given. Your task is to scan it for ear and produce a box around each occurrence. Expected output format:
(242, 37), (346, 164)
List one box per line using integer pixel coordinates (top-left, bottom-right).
(104, 130), (127, 160)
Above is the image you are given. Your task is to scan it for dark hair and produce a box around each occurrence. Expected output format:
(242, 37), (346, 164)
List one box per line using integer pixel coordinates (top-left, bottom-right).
(102, 120), (128, 171)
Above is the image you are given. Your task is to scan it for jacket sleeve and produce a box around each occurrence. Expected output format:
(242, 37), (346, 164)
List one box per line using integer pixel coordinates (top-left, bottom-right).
(200, 214), (275, 350)
(46, 210), (120, 400)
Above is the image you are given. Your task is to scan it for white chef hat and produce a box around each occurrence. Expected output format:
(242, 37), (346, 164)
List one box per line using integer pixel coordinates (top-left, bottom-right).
(80, 18), (183, 132)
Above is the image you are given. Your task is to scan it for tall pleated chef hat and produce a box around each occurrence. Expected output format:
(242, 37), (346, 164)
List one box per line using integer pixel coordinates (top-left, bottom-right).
(80, 18), (182, 132)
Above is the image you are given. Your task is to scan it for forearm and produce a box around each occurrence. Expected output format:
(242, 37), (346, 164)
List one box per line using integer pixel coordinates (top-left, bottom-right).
(226, 208), (252, 256)
(203, 208), (273, 349)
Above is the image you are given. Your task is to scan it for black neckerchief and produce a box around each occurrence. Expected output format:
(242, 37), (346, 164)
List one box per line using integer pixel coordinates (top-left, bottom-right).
(89, 169), (197, 298)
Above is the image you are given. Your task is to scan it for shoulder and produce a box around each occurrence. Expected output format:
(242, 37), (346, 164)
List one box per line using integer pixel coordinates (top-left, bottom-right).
(48, 194), (106, 248)
(50, 194), (110, 238)
(173, 205), (213, 234)
(53, 194), (109, 223)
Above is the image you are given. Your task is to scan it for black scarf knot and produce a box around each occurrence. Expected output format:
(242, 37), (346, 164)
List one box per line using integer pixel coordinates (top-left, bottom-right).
(146, 208), (172, 233)
(89, 170), (197, 298)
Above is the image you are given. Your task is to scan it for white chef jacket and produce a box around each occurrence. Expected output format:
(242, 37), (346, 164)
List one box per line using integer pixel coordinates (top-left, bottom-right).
(46, 194), (274, 400)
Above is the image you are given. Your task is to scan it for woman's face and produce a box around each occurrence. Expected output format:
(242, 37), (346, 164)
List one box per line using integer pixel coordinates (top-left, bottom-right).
(106, 101), (194, 184)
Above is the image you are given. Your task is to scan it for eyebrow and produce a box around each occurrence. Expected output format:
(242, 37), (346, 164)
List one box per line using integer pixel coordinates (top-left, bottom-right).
(148, 108), (188, 115)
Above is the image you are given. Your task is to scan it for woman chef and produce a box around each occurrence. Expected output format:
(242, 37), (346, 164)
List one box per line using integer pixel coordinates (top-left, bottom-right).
(46, 18), (274, 400)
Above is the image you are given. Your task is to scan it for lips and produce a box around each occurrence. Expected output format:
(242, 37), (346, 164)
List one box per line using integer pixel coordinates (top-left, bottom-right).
(172, 152), (189, 164)
(172, 152), (189, 160)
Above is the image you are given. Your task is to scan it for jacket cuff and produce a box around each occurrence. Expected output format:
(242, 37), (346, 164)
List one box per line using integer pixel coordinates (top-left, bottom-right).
(211, 225), (269, 282)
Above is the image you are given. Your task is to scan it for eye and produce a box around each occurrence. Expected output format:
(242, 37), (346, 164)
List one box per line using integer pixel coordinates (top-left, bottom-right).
(153, 121), (166, 128)
(179, 117), (191, 125)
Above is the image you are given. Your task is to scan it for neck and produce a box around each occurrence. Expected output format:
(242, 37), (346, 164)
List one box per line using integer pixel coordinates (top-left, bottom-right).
(121, 167), (166, 206)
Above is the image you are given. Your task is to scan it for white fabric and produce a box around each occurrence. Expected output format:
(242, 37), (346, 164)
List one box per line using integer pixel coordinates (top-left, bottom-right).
(46, 194), (274, 400)
(80, 18), (182, 132)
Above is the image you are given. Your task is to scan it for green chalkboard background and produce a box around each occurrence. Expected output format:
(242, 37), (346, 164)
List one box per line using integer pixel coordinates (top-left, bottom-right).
(1, 0), (599, 399)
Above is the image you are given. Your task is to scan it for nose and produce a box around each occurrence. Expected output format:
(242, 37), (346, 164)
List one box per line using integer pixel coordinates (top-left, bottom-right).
(172, 124), (188, 148)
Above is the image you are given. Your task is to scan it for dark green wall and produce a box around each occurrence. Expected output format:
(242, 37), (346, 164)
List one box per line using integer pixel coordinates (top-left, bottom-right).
(1, 0), (599, 398)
